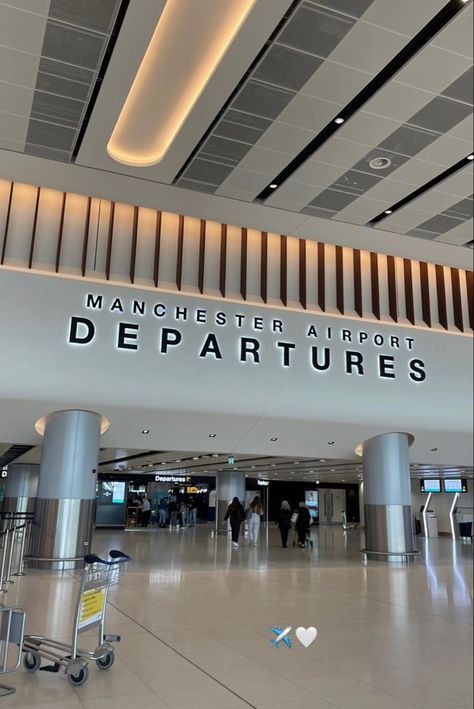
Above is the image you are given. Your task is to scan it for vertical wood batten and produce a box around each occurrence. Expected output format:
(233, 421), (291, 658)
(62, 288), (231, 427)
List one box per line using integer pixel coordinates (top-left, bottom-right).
(317, 241), (325, 312)
(28, 187), (41, 269)
(403, 258), (415, 324)
(240, 227), (247, 300)
(299, 238), (306, 309)
(450, 267), (463, 332)
(335, 244), (343, 314)
(435, 264), (448, 330)
(387, 255), (397, 322)
(176, 214), (184, 290)
(419, 261), (431, 327)
(219, 223), (227, 298)
(81, 197), (92, 277)
(466, 270), (474, 330)
(353, 248), (362, 317)
(370, 252), (380, 320)
(129, 205), (139, 284)
(105, 201), (115, 280)
(198, 219), (206, 294)
(54, 191), (67, 273)
(1, 181), (14, 265)
(153, 210), (162, 287)
(280, 234), (287, 306)
(260, 231), (268, 303)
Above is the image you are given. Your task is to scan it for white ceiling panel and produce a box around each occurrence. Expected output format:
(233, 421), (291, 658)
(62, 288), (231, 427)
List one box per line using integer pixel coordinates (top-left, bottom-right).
(450, 115), (474, 142)
(329, 21), (407, 72)
(412, 134), (472, 168)
(431, 4), (473, 59)
(336, 112), (403, 145)
(216, 167), (273, 194)
(0, 46), (41, 88)
(285, 159), (348, 188)
(332, 194), (387, 221)
(358, 177), (418, 205)
(276, 94), (341, 131)
(406, 190), (472, 217)
(238, 146), (293, 175)
(435, 221), (473, 246)
(265, 179), (330, 210)
(0, 0), (50, 14)
(395, 45), (472, 95)
(362, 0), (447, 37)
(0, 81), (33, 116)
(307, 137), (375, 170)
(0, 111), (29, 142)
(300, 60), (372, 104)
(257, 120), (313, 153)
(0, 3), (47, 54)
(363, 82), (437, 123)
(432, 167), (474, 198)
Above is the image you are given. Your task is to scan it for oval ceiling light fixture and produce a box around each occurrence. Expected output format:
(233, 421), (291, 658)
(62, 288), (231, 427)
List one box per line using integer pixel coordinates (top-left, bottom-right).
(107, 0), (256, 166)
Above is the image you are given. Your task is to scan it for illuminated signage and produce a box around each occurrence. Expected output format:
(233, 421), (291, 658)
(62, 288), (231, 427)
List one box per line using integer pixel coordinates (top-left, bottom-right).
(112, 481), (126, 504)
(257, 479), (270, 486)
(1, 466), (7, 478)
(155, 475), (186, 484)
(443, 479), (467, 493)
(65, 294), (427, 383)
(420, 479), (441, 493)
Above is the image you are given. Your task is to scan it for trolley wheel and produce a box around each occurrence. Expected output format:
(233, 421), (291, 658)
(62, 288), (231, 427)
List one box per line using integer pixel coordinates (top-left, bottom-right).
(67, 662), (89, 686)
(96, 650), (114, 670)
(23, 651), (41, 673)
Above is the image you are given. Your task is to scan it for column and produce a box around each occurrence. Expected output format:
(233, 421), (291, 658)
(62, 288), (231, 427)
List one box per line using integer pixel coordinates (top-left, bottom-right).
(362, 432), (416, 561)
(3, 464), (39, 514)
(216, 471), (246, 534)
(30, 410), (102, 569)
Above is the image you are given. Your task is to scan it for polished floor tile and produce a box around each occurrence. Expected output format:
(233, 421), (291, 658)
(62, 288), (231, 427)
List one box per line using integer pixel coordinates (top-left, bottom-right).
(1, 525), (472, 709)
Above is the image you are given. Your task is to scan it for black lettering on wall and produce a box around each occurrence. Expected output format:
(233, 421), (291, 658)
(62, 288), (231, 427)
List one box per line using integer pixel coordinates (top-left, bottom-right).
(117, 323), (139, 350)
(240, 338), (260, 363)
(379, 355), (395, 379)
(160, 328), (182, 353)
(69, 316), (95, 344)
(86, 294), (103, 309)
(311, 347), (330, 371)
(110, 297), (123, 312)
(276, 341), (296, 367)
(409, 359), (426, 382)
(345, 351), (364, 375)
(199, 334), (222, 359)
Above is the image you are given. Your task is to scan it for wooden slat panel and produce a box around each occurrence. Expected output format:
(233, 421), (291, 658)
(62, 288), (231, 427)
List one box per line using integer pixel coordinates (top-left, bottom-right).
(403, 258), (415, 325)
(317, 241), (325, 312)
(1, 181), (14, 265)
(260, 231), (268, 303)
(419, 261), (431, 327)
(335, 244), (343, 314)
(299, 238), (306, 309)
(353, 248), (362, 317)
(54, 191), (67, 273)
(198, 218), (206, 294)
(153, 210), (162, 287)
(280, 234), (287, 306)
(105, 201), (115, 280)
(219, 223), (227, 298)
(370, 251), (380, 320)
(28, 187), (41, 269)
(129, 205), (139, 284)
(435, 264), (448, 330)
(466, 270), (474, 330)
(450, 267), (463, 332)
(81, 196), (92, 277)
(387, 254), (397, 322)
(176, 214), (184, 291)
(240, 227), (247, 300)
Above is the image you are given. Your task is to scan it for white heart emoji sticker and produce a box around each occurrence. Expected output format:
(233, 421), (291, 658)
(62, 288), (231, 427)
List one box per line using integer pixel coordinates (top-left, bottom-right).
(296, 626), (318, 648)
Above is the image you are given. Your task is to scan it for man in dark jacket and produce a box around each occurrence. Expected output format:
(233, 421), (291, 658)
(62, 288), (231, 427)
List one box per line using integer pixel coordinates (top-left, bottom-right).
(295, 501), (311, 547)
(224, 497), (246, 547)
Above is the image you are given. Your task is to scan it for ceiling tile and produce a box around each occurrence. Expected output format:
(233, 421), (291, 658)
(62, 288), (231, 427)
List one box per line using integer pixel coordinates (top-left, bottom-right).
(336, 112), (402, 145)
(0, 0), (49, 14)
(277, 93), (341, 131)
(182, 158), (234, 186)
(257, 121), (313, 153)
(200, 135), (252, 166)
(412, 213), (464, 236)
(431, 4), (473, 59)
(254, 43), (323, 92)
(26, 118), (76, 151)
(232, 79), (295, 120)
(48, 0), (121, 34)
(362, 0), (447, 37)
(395, 45), (473, 94)
(412, 134), (472, 167)
(332, 194), (387, 220)
(278, 3), (355, 58)
(301, 60), (372, 104)
(308, 0), (374, 19)
(441, 66), (474, 105)
(432, 166), (474, 198)
(449, 114), (474, 141)
(238, 146), (293, 175)
(0, 46), (41, 88)
(358, 178), (416, 204)
(42, 20), (107, 70)
(408, 95), (472, 134)
(217, 167), (274, 193)
(329, 22), (406, 72)
(0, 110), (29, 141)
(333, 168), (382, 195)
(0, 81), (33, 116)
(378, 124), (438, 157)
(288, 160), (348, 187)
(266, 179), (331, 209)
(0, 135), (25, 151)
(309, 137), (375, 169)
(363, 82), (436, 123)
(0, 3), (47, 54)
(407, 190), (472, 215)
(434, 221), (473, 245)
(352, 147), (410, 177)
(390, 158), (452, 186)
(308, 187), (358, 211)
(378, 205), (436, 230)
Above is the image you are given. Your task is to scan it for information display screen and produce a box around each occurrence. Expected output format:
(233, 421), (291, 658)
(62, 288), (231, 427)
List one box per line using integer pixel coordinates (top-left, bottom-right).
(443, 479), (467, 493)
(420, 479), (441, 493)
(305, 491), (319, 521)
(112, 481), (126, 503)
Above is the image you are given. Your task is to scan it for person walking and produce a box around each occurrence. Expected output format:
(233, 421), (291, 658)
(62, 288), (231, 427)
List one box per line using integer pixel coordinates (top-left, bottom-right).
(188, 497), (197, 527)
(277, 500), (292, 548)
(247, 496), (263, 546)
(141, 496), (151, 527)
(158, 496), (167, 527)
(179, 500), (188, 527)
(224, 497), (246, 548)
(168, 498), (178, 528)
(295, 501), (311, 547)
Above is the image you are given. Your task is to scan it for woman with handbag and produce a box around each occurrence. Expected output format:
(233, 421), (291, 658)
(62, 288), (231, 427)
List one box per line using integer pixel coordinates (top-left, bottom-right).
(224, 497), (246, 548)
(277, 500), (292, 548)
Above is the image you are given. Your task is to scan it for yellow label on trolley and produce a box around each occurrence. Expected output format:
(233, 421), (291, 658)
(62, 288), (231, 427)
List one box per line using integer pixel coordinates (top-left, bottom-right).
(78, 588), (106, 629)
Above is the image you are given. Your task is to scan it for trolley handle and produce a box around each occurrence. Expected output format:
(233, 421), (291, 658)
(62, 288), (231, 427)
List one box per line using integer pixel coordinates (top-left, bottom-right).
(84, 550), (130, 566)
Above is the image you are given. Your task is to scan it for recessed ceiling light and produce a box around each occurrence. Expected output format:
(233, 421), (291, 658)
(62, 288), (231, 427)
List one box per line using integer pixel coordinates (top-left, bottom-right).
(341, 479), (345, 482)
(331, 469), (335, 472)
(384, 209), (393, 215)
(209, 433), (216, 438)
(320, 459), (326, 462)
(270, 437), (278, 441)
(327, 441), (335, 445)
(294, 461), (300, 464)
(141, 429), (150, 434)
(316, 480), (320, 484)
(271, 464), (276, 467)
(193, 456), (199, 460)
(212, 453), (219, 457)
(269, 183), (278, 189)
(468, 153), (474, 159)
(431, 447), (438, 452)
(176, 459), (181, 463)
(335, 117), (344, 124)
(309, 470), (314, 473)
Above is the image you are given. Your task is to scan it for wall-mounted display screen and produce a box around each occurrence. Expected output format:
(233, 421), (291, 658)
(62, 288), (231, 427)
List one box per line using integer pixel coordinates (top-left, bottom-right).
(443, 479), (467, 493)
(420, 479), (441, 493)
(112, 481), (126, 503)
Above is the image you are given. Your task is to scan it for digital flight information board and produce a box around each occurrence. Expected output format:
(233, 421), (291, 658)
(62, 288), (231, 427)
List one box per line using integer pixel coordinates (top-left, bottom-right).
(443, 479), (467, 493)
(420, 479), (441, 493)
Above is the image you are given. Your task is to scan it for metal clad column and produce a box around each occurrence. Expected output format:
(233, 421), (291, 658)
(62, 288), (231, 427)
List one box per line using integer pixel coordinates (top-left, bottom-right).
(362, 432), (417, 561)
(30, 410), (102, 569)
(216, 471), (246, 535)
(3, 464), (39, 514)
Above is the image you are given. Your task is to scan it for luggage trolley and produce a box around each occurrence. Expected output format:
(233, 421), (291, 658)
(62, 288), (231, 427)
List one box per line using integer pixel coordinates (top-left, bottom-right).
(22, 549), (130, 686)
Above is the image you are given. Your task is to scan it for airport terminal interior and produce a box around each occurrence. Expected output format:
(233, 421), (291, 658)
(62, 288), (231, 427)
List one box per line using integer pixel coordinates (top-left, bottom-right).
(0, 0), (473, 707)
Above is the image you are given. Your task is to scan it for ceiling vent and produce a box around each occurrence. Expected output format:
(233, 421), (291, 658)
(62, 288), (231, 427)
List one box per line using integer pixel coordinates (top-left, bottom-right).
(369, 156), (392, 170)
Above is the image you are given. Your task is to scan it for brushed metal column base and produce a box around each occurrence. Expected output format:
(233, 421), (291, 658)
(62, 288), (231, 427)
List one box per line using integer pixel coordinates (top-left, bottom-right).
(363, 503), (417, 561)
